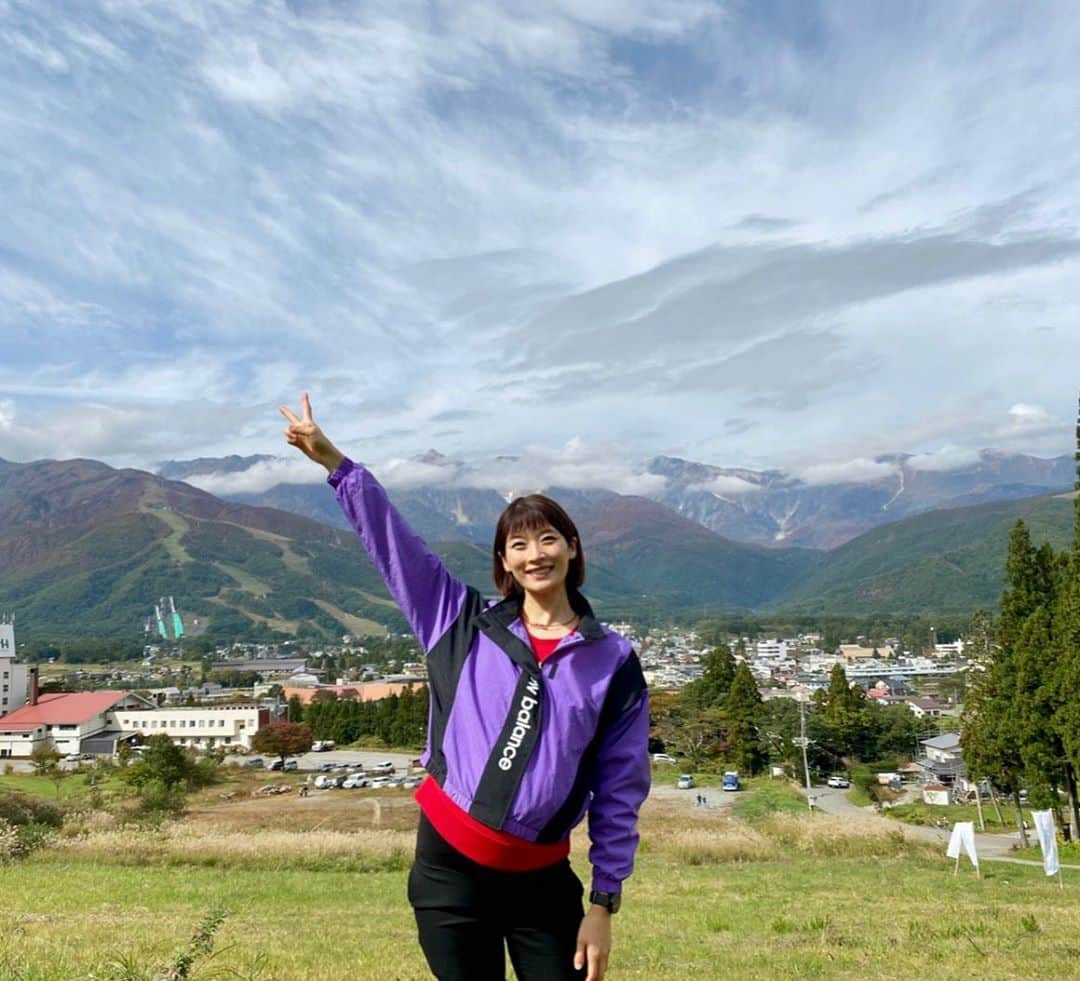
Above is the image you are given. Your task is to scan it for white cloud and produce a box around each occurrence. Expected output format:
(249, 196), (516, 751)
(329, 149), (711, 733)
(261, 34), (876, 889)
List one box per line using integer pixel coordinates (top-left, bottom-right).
(180, 456), (326, 496)
(999, 403), (1059, 439)
(905, 446), (983, 472)
(375, 438), (667, 496)
(372, 457), (463, 491)
(796, 458), (901, 487)
(0, 399), (14, 433)
(689, 475), (760, 497)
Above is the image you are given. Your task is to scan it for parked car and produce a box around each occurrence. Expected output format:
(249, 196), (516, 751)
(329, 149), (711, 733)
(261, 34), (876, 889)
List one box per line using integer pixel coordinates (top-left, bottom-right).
(368, 777), (393, 789)
(318, 762), (336, 772)
(676, 774), (695, 790)
(342, 774), (369, 789)
(311, 740), (336, 752)
(652, 753), (678, 764)
(283, 759), (299, 772)
(246, 757), (265, 769)
(372, 761), (395, 773)
(314, 774), (332, 789)
(722, 771), (740, 792)
(826, 775), (850, 788)
(268, 759), (284, 771)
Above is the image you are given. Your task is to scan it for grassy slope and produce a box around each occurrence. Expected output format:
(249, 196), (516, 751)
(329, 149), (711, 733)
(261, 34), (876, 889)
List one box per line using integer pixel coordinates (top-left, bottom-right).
(2, 773), (1078, 979)
(4, 834), (1077, 979)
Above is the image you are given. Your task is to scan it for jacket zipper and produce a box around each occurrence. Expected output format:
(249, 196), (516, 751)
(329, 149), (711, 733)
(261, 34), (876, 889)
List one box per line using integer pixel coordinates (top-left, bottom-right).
(544, 635), (590, 678)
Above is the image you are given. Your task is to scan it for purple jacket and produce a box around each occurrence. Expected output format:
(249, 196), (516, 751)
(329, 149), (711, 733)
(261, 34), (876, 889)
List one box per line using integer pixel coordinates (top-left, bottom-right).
(329, 459), (650, 893)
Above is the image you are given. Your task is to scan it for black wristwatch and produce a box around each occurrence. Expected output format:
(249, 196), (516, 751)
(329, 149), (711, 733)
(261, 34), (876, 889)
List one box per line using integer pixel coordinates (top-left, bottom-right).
(589, 890), (621, 914)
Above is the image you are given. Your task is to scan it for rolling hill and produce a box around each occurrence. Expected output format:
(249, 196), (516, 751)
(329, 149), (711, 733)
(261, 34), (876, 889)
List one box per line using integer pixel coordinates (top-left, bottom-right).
(0, 458), (815, 640)
(776, 491), (1077, 614)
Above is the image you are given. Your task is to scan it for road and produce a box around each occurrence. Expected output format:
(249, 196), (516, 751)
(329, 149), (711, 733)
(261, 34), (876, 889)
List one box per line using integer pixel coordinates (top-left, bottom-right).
(811, 785), (1079, 868)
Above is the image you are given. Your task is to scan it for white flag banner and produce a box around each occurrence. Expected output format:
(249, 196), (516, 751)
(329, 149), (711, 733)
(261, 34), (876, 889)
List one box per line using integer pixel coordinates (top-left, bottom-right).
(946, 821), (979, 868)
(1032, 810), (1060, 877)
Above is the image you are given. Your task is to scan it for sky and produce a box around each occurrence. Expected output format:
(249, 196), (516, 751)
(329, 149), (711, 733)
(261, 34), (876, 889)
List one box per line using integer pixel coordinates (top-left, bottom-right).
(1, 1), (1078, 494)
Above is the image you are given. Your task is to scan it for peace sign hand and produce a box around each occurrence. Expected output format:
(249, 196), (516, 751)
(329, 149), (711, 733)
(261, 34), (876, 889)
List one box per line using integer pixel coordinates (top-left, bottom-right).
(278, 393), (345, 474)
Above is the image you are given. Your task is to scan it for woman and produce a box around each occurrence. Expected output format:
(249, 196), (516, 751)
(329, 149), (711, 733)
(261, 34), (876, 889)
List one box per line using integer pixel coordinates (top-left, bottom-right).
(280, 395), (650, 981)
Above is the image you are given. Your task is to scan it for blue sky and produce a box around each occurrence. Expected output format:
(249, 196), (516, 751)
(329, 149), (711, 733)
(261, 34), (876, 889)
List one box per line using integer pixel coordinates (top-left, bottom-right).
(1, 1), (1078, 493)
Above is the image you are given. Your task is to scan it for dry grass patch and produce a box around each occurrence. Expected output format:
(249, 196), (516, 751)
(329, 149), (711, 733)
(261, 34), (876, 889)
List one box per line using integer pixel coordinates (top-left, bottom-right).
(757, 812), (927, 858)
(635, 795), (930, 866)
(48, 820), (414, 872)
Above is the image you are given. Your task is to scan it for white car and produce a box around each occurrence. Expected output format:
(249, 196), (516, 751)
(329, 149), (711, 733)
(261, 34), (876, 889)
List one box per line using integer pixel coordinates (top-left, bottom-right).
(676, 774), (695, 790)
(342, 775), (369, 789)
(652, 753), (678, 764)
(372, 761), (395, 773)
(826, 775), (850, 788)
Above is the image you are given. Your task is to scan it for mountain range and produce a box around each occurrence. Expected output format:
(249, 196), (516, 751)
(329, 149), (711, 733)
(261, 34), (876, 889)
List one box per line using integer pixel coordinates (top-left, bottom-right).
(0, 451), (1075, 641)
(161, 449), (1074, 551)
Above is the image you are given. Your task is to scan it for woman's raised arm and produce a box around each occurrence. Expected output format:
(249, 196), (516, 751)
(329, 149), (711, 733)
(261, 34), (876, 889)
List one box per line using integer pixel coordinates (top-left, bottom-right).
(279, 394), (468, 653)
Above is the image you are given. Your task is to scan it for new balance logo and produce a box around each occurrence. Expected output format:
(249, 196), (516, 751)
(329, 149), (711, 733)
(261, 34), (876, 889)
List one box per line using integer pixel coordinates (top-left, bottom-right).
(498, 676), (540, 772)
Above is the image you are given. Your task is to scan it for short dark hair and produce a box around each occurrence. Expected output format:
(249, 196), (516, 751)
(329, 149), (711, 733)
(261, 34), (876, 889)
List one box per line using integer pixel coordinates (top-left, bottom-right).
(492, 494), (585, 598)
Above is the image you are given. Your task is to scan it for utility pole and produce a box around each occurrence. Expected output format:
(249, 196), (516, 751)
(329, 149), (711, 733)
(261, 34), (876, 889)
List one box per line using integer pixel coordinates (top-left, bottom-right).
(793, 695), (814, 812)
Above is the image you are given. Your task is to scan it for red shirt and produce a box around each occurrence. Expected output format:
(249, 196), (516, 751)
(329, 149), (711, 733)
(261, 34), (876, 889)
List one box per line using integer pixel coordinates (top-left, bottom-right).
(413, 624), (573, 871)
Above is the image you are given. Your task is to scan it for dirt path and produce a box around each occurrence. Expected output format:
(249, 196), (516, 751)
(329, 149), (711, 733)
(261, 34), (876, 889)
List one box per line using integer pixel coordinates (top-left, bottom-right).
(812, 785), (1080, 869)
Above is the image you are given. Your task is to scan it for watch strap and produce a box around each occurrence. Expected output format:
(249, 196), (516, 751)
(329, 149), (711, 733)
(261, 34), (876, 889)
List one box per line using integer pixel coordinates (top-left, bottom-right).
(589, 889), (621, 914)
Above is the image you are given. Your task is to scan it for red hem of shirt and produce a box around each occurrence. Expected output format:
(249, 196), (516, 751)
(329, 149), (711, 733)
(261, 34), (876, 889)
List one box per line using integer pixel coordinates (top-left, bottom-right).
(415, 776), (570, 872)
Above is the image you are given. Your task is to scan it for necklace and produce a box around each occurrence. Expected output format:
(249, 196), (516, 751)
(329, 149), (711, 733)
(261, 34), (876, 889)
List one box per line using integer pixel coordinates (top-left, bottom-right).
(521, 608), (580, 630)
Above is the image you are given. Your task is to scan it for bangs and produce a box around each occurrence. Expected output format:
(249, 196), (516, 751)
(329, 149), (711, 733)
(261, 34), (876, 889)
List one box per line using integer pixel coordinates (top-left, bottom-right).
(501, 501), (561, 541)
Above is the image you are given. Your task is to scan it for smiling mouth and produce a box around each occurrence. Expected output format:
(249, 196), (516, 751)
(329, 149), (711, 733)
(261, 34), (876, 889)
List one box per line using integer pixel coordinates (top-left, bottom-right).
(526, 566), (553, 576)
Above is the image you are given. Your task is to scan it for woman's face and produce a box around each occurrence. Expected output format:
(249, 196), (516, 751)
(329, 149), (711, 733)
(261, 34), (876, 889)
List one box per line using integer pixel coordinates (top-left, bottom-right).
(501, 524), (577, 598)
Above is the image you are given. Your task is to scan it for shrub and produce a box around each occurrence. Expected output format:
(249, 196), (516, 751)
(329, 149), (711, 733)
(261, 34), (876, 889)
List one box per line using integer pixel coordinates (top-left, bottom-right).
(137, 779), (188, 819)
(0, 792), (64, 829)
(0, 818), (57, 863)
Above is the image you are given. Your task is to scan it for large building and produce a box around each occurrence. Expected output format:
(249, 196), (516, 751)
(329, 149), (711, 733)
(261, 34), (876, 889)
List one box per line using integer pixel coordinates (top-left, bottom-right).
(0, 620), (29, 718)
(114, 704), (269, 751)
(0, 689), (154, 758)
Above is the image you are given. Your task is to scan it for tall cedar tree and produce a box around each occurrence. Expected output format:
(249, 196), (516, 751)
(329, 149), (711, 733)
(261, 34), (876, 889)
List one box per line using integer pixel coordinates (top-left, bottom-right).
(961, 522), (1048, 845)
(1012, 545), (1070, 815)
(724, 662), (765, 775)
(1053, 394), (1080, 832)
(678, 644), (736, 711)
(814, 663), (871, 761)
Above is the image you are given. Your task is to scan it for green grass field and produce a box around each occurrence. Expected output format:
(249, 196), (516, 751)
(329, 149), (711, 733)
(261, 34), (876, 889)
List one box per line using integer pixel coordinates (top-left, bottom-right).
(884, 800), (1014, 832)
(2, 776), (1079, 979)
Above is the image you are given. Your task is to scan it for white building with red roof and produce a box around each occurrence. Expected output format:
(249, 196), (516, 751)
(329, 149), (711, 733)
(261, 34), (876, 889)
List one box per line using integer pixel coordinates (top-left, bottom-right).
(0, 689), (154, 759)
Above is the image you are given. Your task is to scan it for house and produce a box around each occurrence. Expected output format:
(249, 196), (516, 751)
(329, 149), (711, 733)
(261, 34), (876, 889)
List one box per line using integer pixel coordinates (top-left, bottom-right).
(916, 732), (965, 787)
(0, 687), (154, 758)
(906, 696), (947, 719)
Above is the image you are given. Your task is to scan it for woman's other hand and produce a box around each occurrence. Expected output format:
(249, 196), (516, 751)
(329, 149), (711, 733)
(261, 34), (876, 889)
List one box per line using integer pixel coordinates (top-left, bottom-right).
(574, 906), (612, 981)
(278, 393), (345, 474)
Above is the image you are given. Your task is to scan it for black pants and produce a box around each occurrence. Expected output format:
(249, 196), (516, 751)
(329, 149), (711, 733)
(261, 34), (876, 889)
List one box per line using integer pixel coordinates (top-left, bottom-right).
(408, 814), (587, 981)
